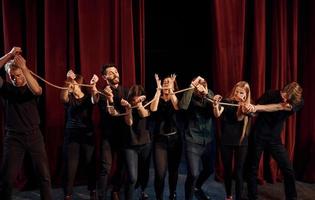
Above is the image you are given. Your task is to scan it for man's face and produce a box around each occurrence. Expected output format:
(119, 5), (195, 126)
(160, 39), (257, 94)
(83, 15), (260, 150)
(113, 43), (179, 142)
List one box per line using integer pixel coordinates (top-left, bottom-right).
(8, 67), (26, 87)
(104, 67), (119, 85)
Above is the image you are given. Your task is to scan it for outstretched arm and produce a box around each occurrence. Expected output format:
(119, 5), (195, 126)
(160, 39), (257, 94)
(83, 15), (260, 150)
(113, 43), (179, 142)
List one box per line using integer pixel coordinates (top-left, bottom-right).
(150, 74), (162, 112)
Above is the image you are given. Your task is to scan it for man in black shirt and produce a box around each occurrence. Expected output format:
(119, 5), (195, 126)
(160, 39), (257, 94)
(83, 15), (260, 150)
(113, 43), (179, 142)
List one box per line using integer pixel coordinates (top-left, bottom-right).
(246, 82), (303, 200)
(0, 47), (52, 200)
(92, 64), (128, 200)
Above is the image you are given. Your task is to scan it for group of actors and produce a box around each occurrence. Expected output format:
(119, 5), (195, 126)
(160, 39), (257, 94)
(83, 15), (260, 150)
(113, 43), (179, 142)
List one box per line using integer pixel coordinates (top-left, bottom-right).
(0, 47), (303, 200)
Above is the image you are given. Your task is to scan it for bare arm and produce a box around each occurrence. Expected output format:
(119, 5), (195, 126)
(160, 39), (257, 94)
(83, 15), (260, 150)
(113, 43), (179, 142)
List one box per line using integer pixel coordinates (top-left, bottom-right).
(150, 74), (162, 112)
(0, 47), (21, 69)
(121, 99), (133, 126)
(212, 95), (224, 118)
(90, 74), (99, 104)
(14, 55), (42, 95)
(253, 103), (292, 112)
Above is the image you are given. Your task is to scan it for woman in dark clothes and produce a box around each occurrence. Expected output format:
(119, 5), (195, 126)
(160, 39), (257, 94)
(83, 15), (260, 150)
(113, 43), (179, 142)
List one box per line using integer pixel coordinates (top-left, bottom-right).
(213, 81), (252, 200)
(150, 74), (182, 200)
(60, 70), (98, 200)
(120, 85), (152, 200)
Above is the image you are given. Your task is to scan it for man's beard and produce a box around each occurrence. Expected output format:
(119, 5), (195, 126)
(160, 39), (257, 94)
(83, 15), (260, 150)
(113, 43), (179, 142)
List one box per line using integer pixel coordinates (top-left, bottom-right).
(108, 77), (120, 85)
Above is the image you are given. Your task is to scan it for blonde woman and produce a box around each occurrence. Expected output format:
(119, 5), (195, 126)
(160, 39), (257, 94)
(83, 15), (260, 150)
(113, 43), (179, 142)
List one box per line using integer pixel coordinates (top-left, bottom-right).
(213, 81), (252, 200)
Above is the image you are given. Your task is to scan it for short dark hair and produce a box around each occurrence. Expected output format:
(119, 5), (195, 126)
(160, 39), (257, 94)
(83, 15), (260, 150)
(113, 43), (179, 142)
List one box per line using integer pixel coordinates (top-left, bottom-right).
(100, 64), (118, 75)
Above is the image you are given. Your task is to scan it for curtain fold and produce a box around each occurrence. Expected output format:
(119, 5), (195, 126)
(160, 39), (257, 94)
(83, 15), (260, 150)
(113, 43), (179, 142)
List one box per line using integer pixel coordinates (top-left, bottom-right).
(0, 0), (144, 188)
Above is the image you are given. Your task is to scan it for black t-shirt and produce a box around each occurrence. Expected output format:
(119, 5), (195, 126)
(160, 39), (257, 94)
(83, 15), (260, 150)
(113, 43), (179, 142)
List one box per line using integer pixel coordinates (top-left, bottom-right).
(124, 109), (151, 147)
(221, 99), (249, 146)
(152, 98), (178, 135)
(0, 81), (40, 132)
(98, 85), (129, 138)
(64, 94), (94, 131)
(254, 90), (303, 141)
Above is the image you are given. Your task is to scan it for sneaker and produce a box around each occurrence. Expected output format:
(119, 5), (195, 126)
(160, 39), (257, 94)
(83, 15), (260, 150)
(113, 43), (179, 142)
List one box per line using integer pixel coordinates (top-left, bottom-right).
(139, 191), (149, 200)
(194, 188), (211, 200)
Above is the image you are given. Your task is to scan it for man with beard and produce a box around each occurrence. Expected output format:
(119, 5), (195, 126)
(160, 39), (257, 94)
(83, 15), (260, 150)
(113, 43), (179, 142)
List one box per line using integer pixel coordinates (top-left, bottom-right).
(92, 64), (128, 200)
(0, 47), (52, 200)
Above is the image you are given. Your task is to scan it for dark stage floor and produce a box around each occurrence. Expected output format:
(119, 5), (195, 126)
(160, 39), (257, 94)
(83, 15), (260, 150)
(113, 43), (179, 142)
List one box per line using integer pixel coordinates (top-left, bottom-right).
(11, 170), (315, 200)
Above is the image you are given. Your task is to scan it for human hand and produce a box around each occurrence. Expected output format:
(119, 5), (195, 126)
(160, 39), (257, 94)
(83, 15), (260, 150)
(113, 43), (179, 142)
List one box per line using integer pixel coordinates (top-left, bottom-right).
(121, 99), (131, 109)
(104, 85), (114, 101)
(13, 55), (27, 70)
(90, 74), (99, 85)
(155, 74), (162, 90)
(9, 47), (22, 57)
(66, 70), (76, 80)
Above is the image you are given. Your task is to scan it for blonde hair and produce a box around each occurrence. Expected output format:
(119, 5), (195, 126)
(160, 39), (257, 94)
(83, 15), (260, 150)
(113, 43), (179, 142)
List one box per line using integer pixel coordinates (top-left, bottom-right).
(228, 81), (251, 104)
(282, 82), (303, 106)
(228, 81), (252, 144)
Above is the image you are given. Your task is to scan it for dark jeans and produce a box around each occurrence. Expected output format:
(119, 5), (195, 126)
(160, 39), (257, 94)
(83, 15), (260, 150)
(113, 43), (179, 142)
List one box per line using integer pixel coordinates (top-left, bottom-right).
(0, 129), (52, 200)
(98, 138), (125, 200)
(153, 134), (182, 200)
(124, 143), (152, 200)
(247, 139), (297, 200)
(62, 129), (96, 196)
(184, 141), (214, 200)
(221, 145), (247, 200)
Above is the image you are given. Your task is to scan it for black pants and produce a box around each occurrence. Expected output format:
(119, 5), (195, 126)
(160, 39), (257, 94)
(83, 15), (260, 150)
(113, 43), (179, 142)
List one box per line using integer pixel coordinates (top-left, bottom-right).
(124, 143), (152, 200)
(247, 139), (297, 200)
(0, 129), (52, 200)
(221, 145), (247, 200)
(62, 129), (96, 196)
(98, 138), (125, 200)
(184, 141), (214, 200)
(153, 134), (182, 200)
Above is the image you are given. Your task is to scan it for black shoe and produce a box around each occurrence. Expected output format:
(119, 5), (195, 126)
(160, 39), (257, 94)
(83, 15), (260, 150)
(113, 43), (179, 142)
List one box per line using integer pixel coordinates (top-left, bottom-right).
(111, 191), (120, 200)
(169, 192), (177, 200)
(139, 191), (149, 200)
(90, 190), (97, 200)
(194, 188), (211, 200)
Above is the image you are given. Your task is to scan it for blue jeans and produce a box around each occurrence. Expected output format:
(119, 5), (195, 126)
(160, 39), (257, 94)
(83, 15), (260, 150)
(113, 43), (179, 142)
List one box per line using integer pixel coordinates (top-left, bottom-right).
(0, 129), (52, 200)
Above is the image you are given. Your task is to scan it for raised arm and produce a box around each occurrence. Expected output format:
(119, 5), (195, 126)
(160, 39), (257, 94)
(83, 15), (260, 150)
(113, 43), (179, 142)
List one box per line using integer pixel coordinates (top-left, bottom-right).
(150, 74), (162, 112)
(90, 74), (99, 104)
(14, 55), (42, 95)
(0, 47), (21, 68)
(121, 99), (133, 126)
(60, 70), (76, 103)
(212, 94), (224, 118)
(169, 74), (179, 110)
(136, 96), (150, 118)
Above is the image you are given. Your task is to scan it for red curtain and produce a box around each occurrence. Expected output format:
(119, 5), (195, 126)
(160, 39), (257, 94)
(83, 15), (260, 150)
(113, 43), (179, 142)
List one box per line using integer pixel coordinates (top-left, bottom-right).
(0, 0), (314, 190)
(210, 0), (315, 184)
(0, 0), (145, 188)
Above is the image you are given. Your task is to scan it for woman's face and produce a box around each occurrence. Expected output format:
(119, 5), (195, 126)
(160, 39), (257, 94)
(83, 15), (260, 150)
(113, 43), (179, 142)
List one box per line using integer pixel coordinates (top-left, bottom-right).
(234, 86), (247, 102)
(162, 77), (173, 94)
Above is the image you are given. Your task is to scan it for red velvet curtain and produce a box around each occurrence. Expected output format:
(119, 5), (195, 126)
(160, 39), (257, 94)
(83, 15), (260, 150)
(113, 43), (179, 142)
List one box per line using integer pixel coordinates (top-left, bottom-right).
(0, 0), (315, 190)
(210, 0), (315, 183)
(0, 0), (145, 188)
